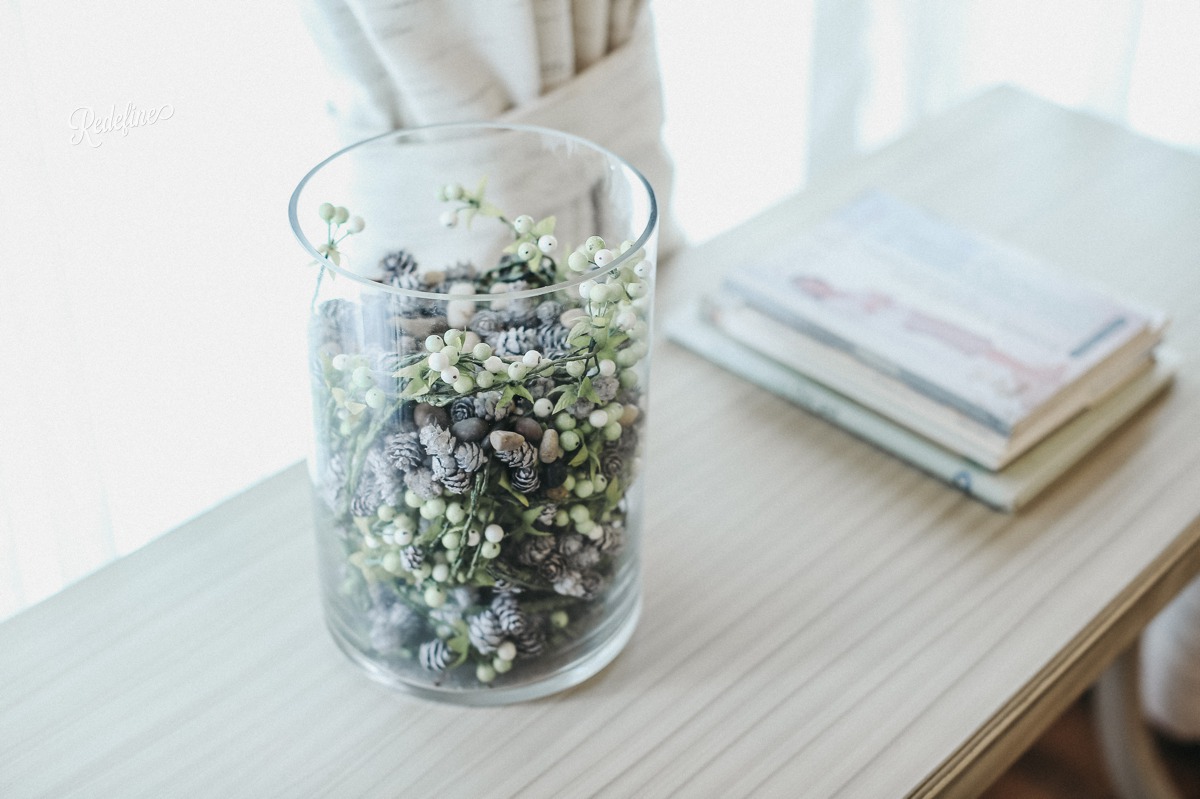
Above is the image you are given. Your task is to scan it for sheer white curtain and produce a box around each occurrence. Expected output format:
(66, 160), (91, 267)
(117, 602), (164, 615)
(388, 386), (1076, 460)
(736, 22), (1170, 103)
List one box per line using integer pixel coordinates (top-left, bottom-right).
(0, 0), (338, 618)
(3, 0), (1198, 635)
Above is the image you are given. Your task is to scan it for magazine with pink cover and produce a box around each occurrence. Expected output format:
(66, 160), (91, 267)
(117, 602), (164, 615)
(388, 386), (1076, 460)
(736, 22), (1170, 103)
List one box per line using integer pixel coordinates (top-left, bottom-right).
(724, 192), (1165, 434)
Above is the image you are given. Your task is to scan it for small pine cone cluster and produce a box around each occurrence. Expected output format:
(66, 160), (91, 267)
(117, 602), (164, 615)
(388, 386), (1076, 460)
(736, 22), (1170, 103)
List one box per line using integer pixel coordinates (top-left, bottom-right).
(418, 638), (454, 671)
(385, 431), (424, 472)
(596, 520), (624, 553)
(537, 553), (568, 582)
(467, 609), (505, 655)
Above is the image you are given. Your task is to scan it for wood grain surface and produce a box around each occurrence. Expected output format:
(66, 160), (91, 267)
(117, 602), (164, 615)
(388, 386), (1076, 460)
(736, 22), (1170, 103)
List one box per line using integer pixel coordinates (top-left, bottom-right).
(3, 86), (1199, 798)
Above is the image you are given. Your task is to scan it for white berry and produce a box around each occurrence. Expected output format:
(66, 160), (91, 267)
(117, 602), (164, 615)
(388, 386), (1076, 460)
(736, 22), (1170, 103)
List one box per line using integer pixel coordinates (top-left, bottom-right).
(484, 524), (505, 543)
(513, 215), (534, 235)
(496, 641), (517, 661)
(439, 210), (458, 228)
(593, 248), (614, 267)
(538, 235), (558, 254)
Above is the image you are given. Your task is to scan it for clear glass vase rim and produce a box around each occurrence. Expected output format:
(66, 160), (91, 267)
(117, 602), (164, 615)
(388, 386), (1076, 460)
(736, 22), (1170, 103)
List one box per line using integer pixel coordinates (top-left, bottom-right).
(288, 121), (659, 303)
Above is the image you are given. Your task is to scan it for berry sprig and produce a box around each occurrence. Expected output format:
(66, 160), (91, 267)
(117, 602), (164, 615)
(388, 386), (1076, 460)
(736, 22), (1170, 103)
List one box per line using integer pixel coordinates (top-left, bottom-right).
(437, 179), (560, 288)
(315, 202), (365, 266)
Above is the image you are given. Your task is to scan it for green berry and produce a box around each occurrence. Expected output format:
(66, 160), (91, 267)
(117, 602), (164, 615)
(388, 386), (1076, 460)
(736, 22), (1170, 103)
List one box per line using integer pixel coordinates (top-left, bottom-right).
(551, 610), (569, 628)
(476, 663), (497, 683)
(584, 235), (605, 254)
(318, 203), (335, 221)
(513, 215), (535, 235)
(559, 430), (581, 450)
(493, 657), (513, 674)
(445, 504), (465, 525)
(567, 251), (590, 272)
(480, 541), (501, 559)
(424, 587), (446, 608)
(574, 479), (594, 498)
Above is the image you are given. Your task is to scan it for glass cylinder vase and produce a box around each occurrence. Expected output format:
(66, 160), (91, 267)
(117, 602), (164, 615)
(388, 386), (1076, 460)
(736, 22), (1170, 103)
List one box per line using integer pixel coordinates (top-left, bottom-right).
(288, 124), (657, 704)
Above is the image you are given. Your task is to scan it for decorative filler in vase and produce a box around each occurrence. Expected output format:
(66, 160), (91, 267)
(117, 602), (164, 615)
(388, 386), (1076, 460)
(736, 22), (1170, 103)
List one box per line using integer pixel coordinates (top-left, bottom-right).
(288, 124), (657, 704)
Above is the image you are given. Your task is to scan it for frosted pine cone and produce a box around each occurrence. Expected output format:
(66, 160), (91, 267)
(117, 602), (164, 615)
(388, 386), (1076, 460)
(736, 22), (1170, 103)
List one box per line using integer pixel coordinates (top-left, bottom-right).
(491, 326), (538, 357)
(553, 571), (585, 597)
(418, 638), (454, 671)
(601, 447), (624, 479)
(321, 451), (349, 511)
(518, 535), (556, 565)
(512, 617), (546, 656)
(597, 522), (624, 553)
(385, 431), (424, 473)
(430, 453), (458, 482)
(378, 249), (418, 282)
(558, 534), (585, 558)
(535, 300), (564, 325)
(454, 441), (486, 474)
(444, 260), (475, 283)
(511, 466), (540, 493)
(468, 309), (502, 338)
(535, 322), (570, 358)
(419, 424), (456, 457)
(450, 398), (476, 422)
(440, 470), (472, 495)
(368, 602), (422, 654)
(536, 503), (558, 527)
(592, 375), (619, 403)
(570, 398), (596, 419)
(473, 391), (510, 421)
(399, 546), (424, 572)
(403, 467), (441, 500)
(491, 594), (526, 635)
(538, 553), (567, 582)
(467, 610), (505, 655)
(496, 442), (537, 470)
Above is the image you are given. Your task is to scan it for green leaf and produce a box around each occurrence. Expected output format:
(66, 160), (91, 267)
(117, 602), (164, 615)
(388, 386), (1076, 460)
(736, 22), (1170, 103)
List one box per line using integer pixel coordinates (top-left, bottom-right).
(512, 384), (534, 403)
(498, 384), (517, 410)
(569, 320), (591, 341)
(446, 635), (470, 655)
(394, 362), (424, 379)
(532, 215), (556, 236)
(478, 201), (504, 218)
(579, 376), (600, 403)
(461, 207), (477, 229)
(553, 386), (578, 413)
(474, 175), (488, 199)
(569, 443), (589, 468)
(605, 476), (622, 508)
(400, 378), (429, 398)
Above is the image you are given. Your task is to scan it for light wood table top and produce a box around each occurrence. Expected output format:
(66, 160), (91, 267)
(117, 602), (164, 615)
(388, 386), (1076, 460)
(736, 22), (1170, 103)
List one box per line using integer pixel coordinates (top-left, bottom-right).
(3, 87), (1199, 798)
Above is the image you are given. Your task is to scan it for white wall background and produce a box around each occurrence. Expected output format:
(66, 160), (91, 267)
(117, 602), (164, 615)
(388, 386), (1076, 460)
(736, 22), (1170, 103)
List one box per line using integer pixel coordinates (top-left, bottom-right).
(1, 0), (1198, 620)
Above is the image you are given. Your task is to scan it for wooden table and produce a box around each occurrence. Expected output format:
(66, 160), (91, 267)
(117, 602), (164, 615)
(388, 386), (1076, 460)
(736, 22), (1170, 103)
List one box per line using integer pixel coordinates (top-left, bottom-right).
(3, 87), (1199, 798)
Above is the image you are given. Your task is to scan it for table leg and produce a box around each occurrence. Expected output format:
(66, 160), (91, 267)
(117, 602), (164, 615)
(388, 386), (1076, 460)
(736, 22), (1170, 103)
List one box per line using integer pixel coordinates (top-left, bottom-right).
(1094, 644), (1182, 799)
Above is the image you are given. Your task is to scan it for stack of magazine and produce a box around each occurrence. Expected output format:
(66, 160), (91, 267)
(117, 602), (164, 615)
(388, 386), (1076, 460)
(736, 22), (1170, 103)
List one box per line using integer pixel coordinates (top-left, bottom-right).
(669, 192), (1174, 511)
